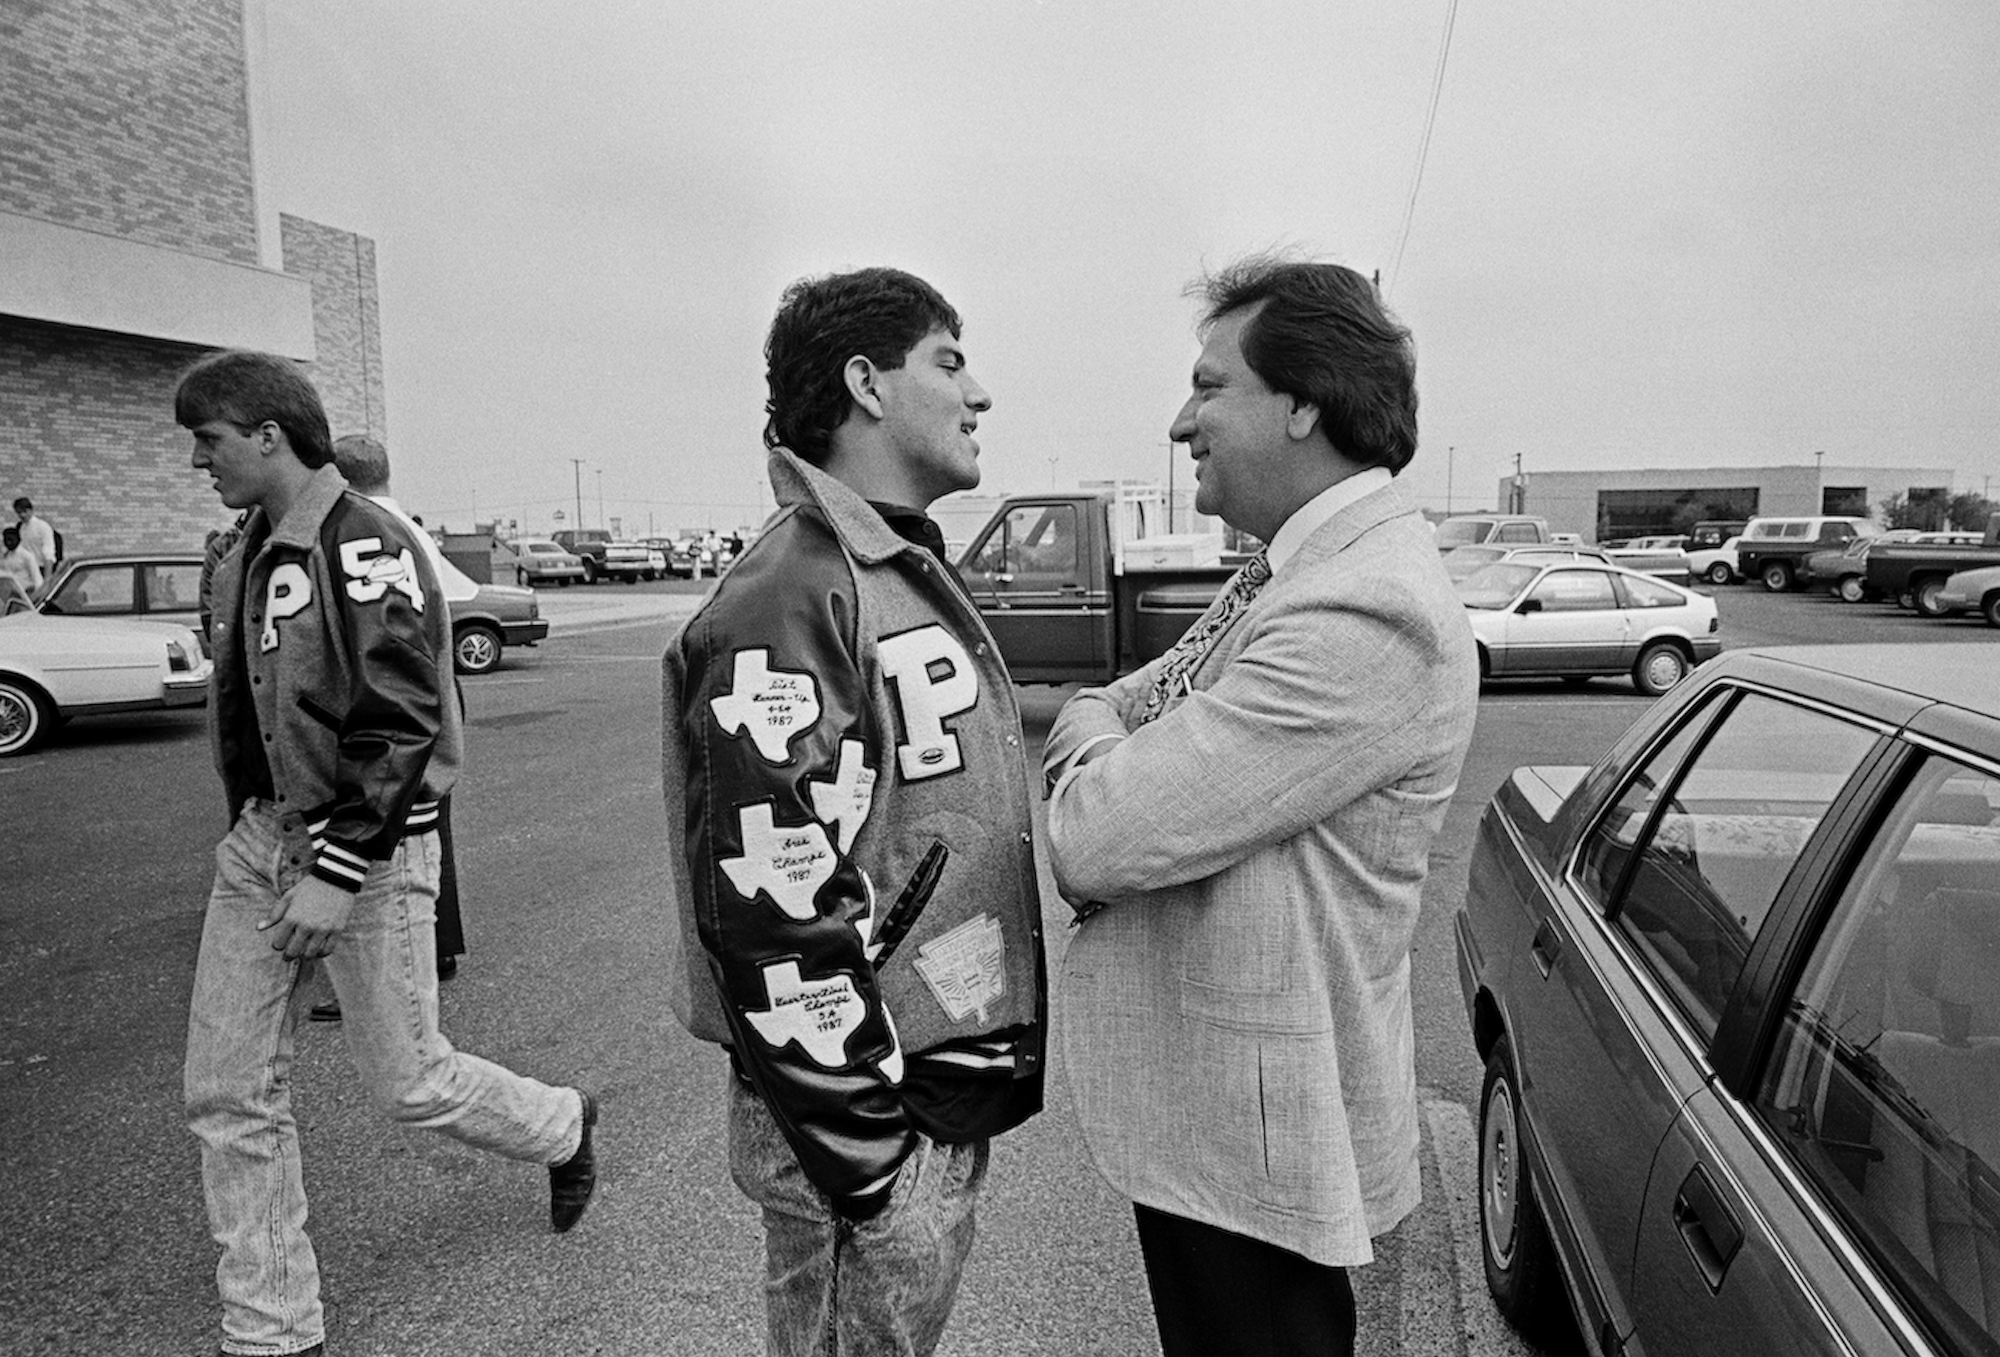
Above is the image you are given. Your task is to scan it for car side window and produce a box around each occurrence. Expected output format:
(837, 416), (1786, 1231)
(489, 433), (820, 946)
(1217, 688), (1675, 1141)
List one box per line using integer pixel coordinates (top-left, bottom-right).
(967, 505), (1079, 590)
(1495, 523), (1540, 543)
(1752, 757), (2000, 1354)
(1578, 692), (1877, 1036)
(1528, 569), (1618, 613)
(143, 563), (200, 611)
(54, 565), (134, 614)
(1617, 575), (1685, 610)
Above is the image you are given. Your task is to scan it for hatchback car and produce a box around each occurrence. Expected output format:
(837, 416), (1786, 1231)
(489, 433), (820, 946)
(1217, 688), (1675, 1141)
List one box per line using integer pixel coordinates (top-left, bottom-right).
(1442, 544), (1613, 583)
(0, 606), (210, 755)
(1457, 645), (2000, 1357)
(1457, 561), (1722, 694)
(1687, 535), (1741, 586)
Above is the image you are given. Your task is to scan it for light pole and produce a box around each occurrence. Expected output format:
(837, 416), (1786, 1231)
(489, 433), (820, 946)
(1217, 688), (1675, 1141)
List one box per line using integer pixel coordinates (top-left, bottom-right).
(1446, 445), (1454, 515)
(570, 458), (585, 534)
(596, 470), (604, 530)
(1046, 455), (1057, 490)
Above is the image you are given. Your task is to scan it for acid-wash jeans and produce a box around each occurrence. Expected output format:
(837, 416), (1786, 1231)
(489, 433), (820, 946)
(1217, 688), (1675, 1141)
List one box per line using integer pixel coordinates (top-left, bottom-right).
(728, 1075), (991, 1357)
(185, 799), (582, 1356)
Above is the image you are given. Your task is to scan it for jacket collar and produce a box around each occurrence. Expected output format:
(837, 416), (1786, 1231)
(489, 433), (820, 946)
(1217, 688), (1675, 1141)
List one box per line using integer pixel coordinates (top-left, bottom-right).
(1283, 475), (1419, 571)
(253, 463), (351, 551)
(768, 447), (919, 566)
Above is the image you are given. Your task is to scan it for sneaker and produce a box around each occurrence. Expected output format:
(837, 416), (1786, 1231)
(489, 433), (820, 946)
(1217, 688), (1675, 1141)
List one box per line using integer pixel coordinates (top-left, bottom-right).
(549, 1090), (598, 1233)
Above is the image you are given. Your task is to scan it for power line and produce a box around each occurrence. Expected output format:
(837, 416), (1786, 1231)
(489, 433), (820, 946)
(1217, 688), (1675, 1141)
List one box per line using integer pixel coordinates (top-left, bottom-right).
(1387, 0), (1461, 298)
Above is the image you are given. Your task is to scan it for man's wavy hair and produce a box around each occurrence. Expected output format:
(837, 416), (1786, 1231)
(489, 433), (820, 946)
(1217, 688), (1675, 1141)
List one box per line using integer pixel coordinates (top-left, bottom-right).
(1192, 256), (1418, 473)
(763, 268), (962, 466)
(174, 350), (334, 470)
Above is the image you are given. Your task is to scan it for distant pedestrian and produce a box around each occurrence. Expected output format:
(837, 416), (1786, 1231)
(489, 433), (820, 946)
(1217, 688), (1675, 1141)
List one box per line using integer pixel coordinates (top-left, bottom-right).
(198, 511), (250, 642)
(176, 349), (599, 1357)
(1, 525), (43, 595)
(12, 496), (58, 573)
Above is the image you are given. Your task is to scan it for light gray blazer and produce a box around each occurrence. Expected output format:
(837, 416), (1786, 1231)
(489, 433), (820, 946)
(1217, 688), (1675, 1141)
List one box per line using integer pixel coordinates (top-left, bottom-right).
(1045, 479), (1478, 1266)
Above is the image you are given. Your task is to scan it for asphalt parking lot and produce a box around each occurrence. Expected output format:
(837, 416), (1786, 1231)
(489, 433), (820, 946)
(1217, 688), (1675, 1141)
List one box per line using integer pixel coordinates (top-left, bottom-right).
(0, 578), (1991, 1354)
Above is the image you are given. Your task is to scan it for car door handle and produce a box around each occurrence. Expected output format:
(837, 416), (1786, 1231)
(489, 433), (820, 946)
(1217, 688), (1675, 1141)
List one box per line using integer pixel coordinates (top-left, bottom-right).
(1672, 1164), (1744, 1293)
(1530, 918), (1563, 978)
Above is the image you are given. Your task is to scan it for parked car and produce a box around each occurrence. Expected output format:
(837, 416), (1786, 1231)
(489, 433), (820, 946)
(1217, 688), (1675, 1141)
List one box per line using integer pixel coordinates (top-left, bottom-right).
(1601, 542), (1693, 584)
(1456, 644), (2000, 1357)
(1863, 517), (2000, 616)
(0, 606), (211, 755)
(1442, 544), (1612, 583)
(1686, 535), (1741, 586)
(450, 581), (548, 675)
(1456, 560), (1721, 694)
(35, 554), (206, 639)
(1934, 561), (2000, 628)
(1684, 518), (1749, 552)
(1735, 515), (1879, 592)
(550, 528), (653, 583)
(498, 538), (586, 588)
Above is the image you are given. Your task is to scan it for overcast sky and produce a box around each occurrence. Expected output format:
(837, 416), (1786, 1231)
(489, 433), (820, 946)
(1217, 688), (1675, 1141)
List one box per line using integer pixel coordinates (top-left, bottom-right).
(257, 1), (2000, 536)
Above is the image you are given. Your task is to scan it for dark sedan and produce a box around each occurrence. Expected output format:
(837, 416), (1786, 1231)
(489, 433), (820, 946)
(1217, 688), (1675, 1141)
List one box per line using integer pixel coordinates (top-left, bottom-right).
(1457, 645), (2000, 1357)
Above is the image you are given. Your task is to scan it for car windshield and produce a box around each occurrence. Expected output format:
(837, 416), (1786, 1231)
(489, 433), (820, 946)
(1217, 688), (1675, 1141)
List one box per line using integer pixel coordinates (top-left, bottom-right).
(1442, 546), (1507, 580)
(1456, 563), (1541, 609)
(1436, 520), (1492, 549)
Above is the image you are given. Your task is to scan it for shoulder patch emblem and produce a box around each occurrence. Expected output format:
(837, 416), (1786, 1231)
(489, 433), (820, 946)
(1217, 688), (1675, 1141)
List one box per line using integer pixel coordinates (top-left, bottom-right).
(338, 537), (424, 610)
(711, 649), (821, 763)
(913, 914), (1006, 1024)
(720, 804), (834, 920)
(743, 960), (864, 1067)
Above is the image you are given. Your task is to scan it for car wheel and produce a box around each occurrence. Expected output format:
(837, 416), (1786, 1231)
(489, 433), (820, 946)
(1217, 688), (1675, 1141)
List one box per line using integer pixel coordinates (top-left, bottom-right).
(1632, 641), (1690, 696)
(1912, 576), (1953, 618)
(1704, 562), (1732, 586)
(581, 558), (599, 585)
(1760, 561), (1792, 592)
(1480, 1036), (1559, 1337)
(453, 624), (501, 675)
(0, 677), (54, 757)
(1983, 593), (2000, 629)
(1835, 575), (1865, 604)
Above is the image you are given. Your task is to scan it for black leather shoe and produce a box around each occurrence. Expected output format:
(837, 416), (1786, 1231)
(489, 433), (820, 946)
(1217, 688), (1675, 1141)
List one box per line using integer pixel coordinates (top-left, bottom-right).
(309, 1001), (341, 1022)
(550, 1090), (598, 1233)
(437, 954), (459, 980)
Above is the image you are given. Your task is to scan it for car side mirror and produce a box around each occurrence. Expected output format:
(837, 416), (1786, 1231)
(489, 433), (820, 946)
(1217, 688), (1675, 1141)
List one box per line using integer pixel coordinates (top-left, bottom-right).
(1516, 597), (1544, 615)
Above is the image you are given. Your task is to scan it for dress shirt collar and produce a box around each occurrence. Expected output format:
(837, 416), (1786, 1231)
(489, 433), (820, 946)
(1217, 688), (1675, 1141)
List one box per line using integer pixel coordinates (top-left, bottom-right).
(1265, 466), (1394, 573)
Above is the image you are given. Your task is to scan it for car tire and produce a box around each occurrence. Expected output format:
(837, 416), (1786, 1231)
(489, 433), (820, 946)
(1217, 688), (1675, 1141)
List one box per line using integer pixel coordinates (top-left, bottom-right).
(1704, 562), (1732, 586)
(1912, 576), (1954, 618)
(453, 624), (502, 676)
(1835, 575), (1865, 604)
(1632, 641), (1690, 696)
(0, 676), (54, 757)
(581, 558), (599, 585)
(1480, 1036), (1559, 1338)
(1983, 593), (2000, 629)
(1760, 561), (1793, 592)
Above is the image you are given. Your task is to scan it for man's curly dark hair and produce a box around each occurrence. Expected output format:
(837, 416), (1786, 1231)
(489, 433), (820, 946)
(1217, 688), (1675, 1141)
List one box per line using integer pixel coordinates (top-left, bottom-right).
(763, 268), (962, 465)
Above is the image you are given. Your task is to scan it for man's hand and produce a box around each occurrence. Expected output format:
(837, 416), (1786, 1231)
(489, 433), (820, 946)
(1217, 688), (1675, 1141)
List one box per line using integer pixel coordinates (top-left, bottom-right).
(260, 875), (356, 960)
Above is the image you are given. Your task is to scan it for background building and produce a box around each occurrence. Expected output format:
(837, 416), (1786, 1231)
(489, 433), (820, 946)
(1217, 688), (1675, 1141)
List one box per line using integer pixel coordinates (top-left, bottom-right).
(1496, 463), (1957, 541)
(0, 0), (384, 557)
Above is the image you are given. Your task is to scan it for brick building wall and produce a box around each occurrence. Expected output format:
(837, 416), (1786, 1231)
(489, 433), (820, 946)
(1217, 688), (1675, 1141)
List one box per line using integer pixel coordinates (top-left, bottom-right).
(0, 317), (228, 556)
(0, 0), (258, 265)
(281, 215), (387, 442)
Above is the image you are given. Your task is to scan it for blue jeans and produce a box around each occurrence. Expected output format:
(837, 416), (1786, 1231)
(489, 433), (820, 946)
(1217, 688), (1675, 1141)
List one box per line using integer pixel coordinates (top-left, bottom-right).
(185, 800), (582, 1356)
(727, 1076), (990, 1357)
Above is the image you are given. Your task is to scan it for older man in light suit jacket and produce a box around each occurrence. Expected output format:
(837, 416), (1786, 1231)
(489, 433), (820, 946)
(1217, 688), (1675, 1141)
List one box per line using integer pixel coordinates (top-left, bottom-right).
(1044, 258), (1478, 1357)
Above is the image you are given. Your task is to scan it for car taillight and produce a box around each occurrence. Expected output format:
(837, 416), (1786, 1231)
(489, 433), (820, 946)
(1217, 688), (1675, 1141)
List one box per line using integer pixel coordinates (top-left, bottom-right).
(168, 636), (199, 671)
(1708, 617), (1720, 633)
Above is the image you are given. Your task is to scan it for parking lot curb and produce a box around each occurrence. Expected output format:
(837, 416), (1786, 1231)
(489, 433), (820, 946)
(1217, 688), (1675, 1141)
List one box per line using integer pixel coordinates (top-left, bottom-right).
(1423, 1096), (1541, 1357)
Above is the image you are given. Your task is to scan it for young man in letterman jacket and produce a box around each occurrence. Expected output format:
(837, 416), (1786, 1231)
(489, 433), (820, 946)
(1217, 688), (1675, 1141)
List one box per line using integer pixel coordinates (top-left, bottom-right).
(661, 269), (1048, 1356)
(178, 351), (597, 1357)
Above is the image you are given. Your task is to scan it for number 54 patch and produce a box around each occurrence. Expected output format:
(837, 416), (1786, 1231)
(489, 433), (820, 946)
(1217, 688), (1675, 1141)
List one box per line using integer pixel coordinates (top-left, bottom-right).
(339, 537), (425, 610)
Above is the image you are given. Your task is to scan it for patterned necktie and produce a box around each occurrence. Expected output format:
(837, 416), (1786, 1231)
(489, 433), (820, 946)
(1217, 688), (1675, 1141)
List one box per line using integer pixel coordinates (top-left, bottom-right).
(1137, 551), (1271, 726)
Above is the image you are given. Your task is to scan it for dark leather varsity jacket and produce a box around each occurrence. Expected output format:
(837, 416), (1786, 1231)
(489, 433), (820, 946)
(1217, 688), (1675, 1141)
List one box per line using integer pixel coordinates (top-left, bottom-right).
(209, 465), (461, 890)
(661, 448), (1047, 1216)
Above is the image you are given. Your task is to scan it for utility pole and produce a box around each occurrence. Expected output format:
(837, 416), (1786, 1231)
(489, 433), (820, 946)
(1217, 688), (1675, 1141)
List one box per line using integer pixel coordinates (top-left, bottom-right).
(570, 458), (585, 533)
(596, 470), (604, 530)
(1446, 445), (1454, 514)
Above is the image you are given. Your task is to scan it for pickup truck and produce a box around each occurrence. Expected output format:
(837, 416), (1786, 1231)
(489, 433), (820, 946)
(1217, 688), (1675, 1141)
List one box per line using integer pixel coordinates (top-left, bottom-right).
(550, 528), (656, 584)
(954, 491), (1238, 683)
(1862, 515), (2000, 615)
